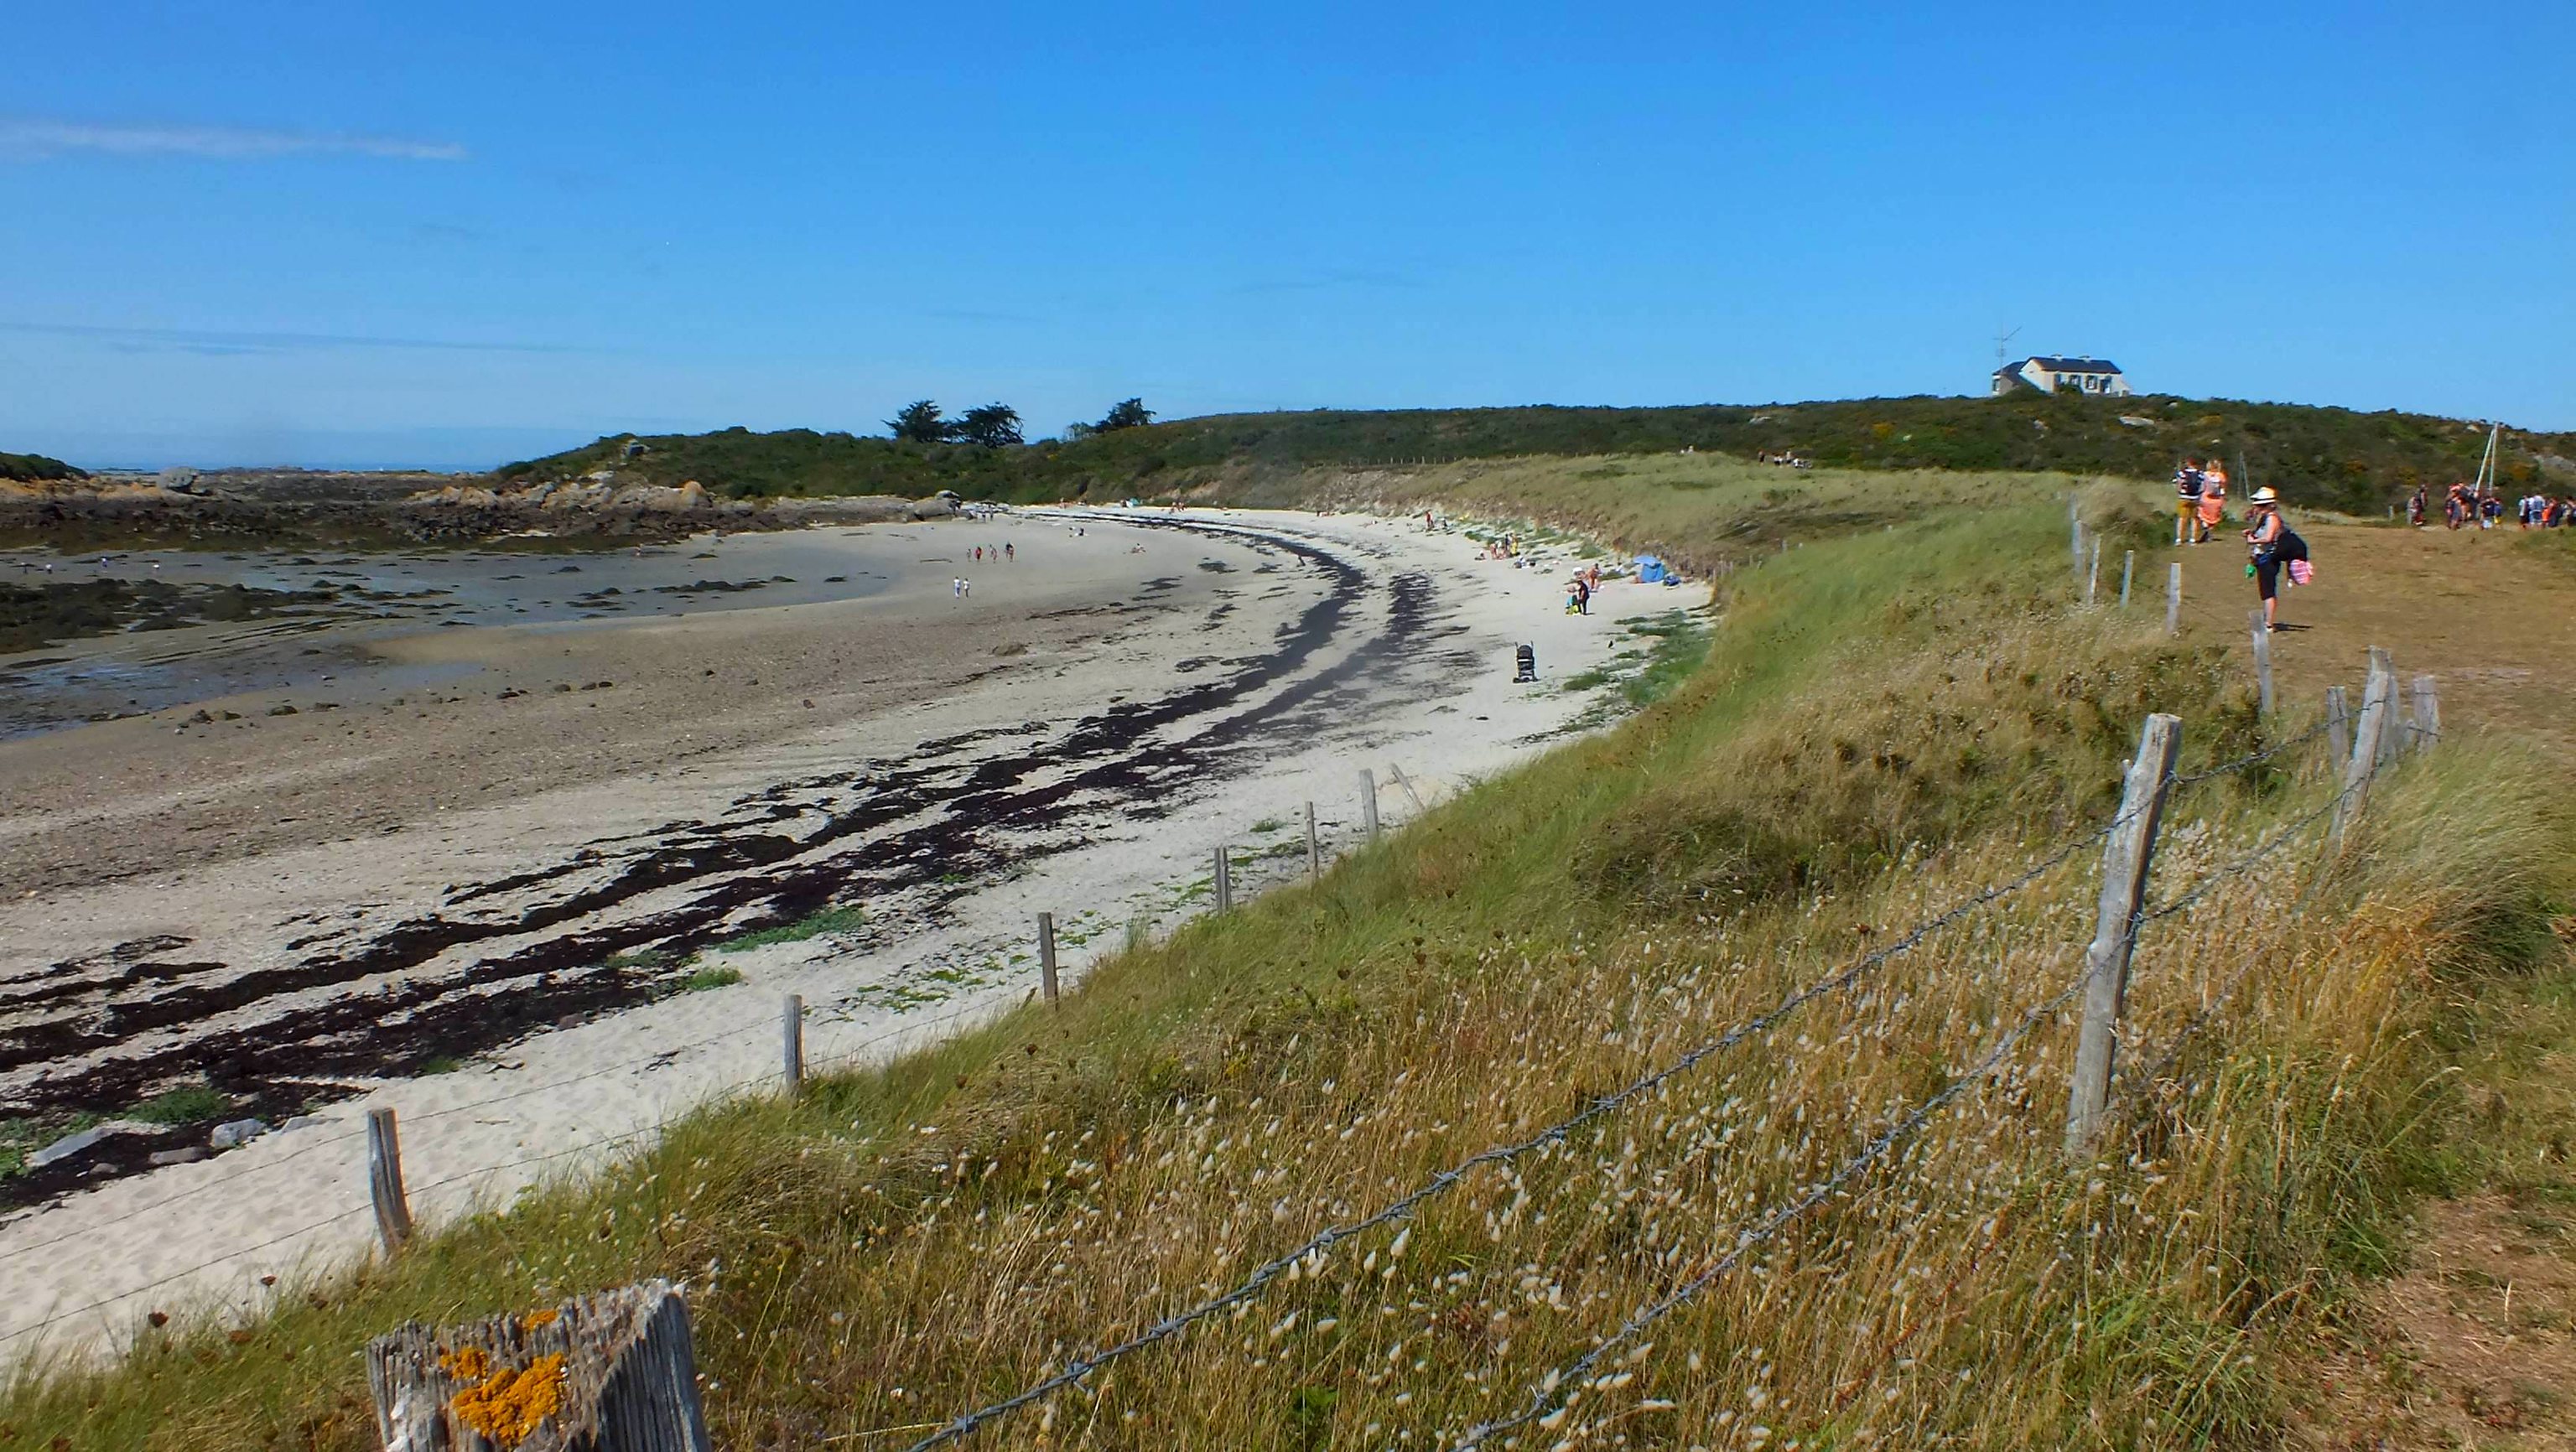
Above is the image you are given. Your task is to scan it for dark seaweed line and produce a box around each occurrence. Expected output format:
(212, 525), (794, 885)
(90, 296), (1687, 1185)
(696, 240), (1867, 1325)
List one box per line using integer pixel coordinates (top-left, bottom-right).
(0, 519), (1406, 1146)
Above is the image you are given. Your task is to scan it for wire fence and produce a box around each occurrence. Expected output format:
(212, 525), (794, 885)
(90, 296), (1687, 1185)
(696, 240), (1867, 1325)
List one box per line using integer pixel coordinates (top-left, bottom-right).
(896, 712), (2368, 1450)
(0, 655), (2423, 1440)
(1452, 746), (2375, 1449)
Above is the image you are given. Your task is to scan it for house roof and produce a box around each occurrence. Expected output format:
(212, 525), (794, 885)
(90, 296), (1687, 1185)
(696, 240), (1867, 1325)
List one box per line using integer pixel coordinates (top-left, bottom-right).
(2019, 355), (2123, 375)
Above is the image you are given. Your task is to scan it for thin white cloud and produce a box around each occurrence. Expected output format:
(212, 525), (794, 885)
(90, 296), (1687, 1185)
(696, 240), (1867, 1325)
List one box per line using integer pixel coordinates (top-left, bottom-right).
(0, 321), (572, 355)
(0, 117), (466, 163)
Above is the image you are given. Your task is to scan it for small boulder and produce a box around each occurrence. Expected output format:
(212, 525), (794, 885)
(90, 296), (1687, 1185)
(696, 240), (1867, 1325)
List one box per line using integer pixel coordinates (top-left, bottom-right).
(208, 1118), (269, 1150)
(27, 1126), (109, 1170)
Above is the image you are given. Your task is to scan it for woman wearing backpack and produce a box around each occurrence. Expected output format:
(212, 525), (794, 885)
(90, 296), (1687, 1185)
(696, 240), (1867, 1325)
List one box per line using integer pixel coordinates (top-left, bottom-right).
(2243, 487), (2308, 633)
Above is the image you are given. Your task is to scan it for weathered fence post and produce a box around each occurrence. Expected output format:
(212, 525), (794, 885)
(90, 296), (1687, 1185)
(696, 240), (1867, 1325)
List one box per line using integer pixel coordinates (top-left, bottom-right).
(1036, 912), (1059, 1006)
(2165, 563), (2183, 636)
(782, 994), (803, 1092)
(2120, 549), (2135, 608)
(2333, 648), (2397, 849)
(2085, 537), (2101, 607)
(2064, 713), (2183, 1155)
(1304, 801), (1320, 883)
(366, 1107), (413, 1257)
(2249, 609), (2274, 716)
(1360, 769), (1380, 840)
(370, 1279), (713, 1452)
(2371, 649), (2402, 769)
(2409, 674), (2440, 753)
(1213, 846), (1233, 911)
(2324, 685), (2350, 772)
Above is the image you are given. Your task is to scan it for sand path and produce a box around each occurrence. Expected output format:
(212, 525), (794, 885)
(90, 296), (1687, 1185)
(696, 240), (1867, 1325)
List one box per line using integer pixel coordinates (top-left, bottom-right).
(0, 506), (1681, 1360)
(2168, 517), (2576, 749)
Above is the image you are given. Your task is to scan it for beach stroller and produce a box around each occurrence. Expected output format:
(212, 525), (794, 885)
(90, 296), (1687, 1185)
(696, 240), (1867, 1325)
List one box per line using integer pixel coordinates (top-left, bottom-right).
(1514, 644), (1538, 682)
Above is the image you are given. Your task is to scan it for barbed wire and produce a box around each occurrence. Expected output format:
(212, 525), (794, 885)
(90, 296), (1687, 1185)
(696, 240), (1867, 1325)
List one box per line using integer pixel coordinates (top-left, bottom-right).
(896, 809), (2133, 1451)
(1462, 764), (2376, 1441)
(1450, 952), (2099, 1449)
(0, 1203), (372, 1348)
(2135, 770), (2361, 930)
(2109, 770), (2368, 1103)
(2169, 717), (2332, 789)
(0, 1125), (368, 1268)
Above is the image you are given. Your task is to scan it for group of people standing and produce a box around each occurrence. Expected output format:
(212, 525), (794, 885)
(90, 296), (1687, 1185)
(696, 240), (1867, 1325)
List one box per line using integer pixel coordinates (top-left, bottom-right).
(2409, 482), (2576, 531)
(2171, 457), (2231, 545)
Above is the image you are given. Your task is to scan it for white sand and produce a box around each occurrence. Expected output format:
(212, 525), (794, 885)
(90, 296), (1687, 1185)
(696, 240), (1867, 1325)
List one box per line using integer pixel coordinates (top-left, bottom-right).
(0, 506), (1696, 1361)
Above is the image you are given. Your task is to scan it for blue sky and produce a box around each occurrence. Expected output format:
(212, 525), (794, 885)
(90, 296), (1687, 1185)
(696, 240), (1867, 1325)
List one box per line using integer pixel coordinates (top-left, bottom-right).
(4, 2), (2568, 469)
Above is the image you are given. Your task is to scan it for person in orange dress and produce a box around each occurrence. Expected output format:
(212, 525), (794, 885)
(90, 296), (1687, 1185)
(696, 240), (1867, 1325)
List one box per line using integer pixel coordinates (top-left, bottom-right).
(2196, 461), (2229, 541)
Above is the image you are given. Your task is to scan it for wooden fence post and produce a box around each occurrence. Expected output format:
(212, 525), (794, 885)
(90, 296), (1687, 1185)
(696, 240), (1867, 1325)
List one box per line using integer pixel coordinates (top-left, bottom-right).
(2371, 649), (2402, 769)
(1036, 913), (1059, 1006)
(2324, 685), (2350, 772)
(1213, 845), (1232, 911)
(1303, 801), (1320, 883)
(2165, 563), (2183, 636)
(2249, 609), (2274, 716)
(2064, 713), (2183, 1155)
(366, 1107), (413, 1257)
(370, 1279), (712, 1452)
(782, 994), (803, 1092)
(1360, 769), (1380, 840)
(2085, 537), (2101, 606)
(2333, 649), (2397, 849)
(2119, 549), (2135, 608)
(2409, 674), (2440, 753)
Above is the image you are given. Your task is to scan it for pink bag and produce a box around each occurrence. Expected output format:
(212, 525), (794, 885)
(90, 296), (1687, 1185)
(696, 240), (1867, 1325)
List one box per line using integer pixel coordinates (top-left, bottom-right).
(2287, 559), (2314, 587)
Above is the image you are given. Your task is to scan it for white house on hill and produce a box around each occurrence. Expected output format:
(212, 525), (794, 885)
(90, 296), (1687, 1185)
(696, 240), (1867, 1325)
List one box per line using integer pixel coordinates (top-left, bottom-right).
(1992, 356), (2130, 397)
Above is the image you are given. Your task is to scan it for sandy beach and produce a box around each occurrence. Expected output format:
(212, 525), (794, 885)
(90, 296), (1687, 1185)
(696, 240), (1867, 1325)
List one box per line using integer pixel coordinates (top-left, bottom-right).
(0, 505), (1693, 1361)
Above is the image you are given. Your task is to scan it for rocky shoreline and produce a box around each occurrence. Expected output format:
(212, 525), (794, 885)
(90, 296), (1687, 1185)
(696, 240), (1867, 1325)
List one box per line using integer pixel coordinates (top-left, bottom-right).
(0, 469), (968, 552)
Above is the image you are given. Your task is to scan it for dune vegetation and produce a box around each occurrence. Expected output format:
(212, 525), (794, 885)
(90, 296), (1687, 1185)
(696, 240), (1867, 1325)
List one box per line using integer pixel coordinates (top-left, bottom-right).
(5, 471), (2570, 1450)
(491, 393), (2575, 518)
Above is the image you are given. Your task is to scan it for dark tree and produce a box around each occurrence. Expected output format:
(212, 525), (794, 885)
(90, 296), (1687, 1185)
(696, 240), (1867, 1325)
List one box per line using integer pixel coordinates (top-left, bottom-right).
(955, 402), (1024, 449)
(887, 400), (951, 443)
(1095, 397), (1154, 433)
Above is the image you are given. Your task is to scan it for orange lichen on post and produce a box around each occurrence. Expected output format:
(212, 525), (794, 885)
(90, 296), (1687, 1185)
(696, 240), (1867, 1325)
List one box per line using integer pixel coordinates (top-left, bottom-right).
(447, 1351), (568, 1448)
(437, 1345), (492, 1382)
(519, 1308), (561, 1333)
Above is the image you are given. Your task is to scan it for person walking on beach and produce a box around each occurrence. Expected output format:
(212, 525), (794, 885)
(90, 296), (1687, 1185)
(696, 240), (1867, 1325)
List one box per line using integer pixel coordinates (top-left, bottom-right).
(2407, 484), (2428, 527)
(2174, 459), (2206, 546)
(1005, 542), (1014, 561)
(2444, 482), (2467, 530)
(2243, 487), (2308, 633)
